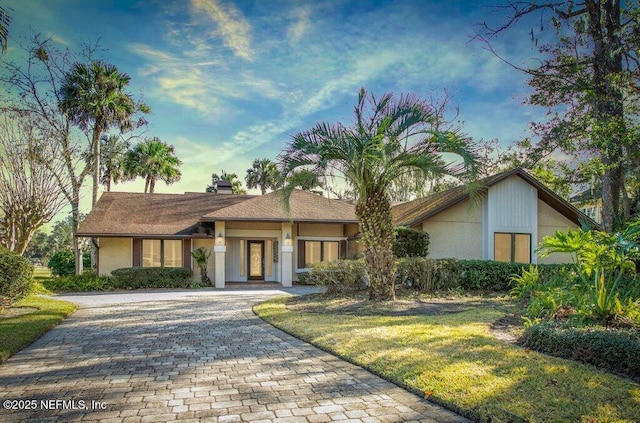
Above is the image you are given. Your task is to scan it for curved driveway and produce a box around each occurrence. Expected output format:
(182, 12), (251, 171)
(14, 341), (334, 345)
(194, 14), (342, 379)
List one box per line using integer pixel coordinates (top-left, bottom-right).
(0, 288), (468, 423)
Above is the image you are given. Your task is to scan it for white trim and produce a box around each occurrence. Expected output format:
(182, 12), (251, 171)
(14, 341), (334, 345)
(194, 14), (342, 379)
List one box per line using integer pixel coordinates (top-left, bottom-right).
(282, 245), (293, 253)
(295, 236), (347, 241)
(214, 245), (227, 253)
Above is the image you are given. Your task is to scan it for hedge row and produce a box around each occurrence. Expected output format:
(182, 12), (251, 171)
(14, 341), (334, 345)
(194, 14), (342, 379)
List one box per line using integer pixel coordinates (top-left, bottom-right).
(0, 246), (33, 302)
(44, 267), (193, 292)
(302, 258), (566, 293)
(520, 322), (640, 379)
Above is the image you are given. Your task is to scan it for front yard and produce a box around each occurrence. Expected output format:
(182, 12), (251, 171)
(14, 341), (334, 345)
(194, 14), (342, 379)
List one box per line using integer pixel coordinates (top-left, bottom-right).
(255, 293), (640, 423)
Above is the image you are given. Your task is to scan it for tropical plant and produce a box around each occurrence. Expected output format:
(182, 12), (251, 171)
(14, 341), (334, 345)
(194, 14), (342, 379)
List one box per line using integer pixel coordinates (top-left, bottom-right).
(191, 247), (211, 286)
(245, 158), (280, 195)
(207, 170), (246, 194)
(100, 134), (131, 191)
(59, 61), (145, 207)
(280, 88), (479, 301)
(125, 137), (182, 193)
(537, 221), (640, 324)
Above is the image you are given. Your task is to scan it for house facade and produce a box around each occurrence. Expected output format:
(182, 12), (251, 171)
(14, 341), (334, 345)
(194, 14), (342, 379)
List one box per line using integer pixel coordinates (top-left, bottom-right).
(78, 169), (596, 287)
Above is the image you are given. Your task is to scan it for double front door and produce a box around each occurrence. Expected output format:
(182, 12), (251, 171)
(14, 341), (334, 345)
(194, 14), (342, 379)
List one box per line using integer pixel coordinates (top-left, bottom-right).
(247, 240), (264, 280)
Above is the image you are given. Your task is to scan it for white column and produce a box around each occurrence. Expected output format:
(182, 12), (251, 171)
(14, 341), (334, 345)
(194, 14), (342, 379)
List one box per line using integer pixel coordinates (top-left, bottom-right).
(214, 221), (226, 289)
(281, 222), (293, 287)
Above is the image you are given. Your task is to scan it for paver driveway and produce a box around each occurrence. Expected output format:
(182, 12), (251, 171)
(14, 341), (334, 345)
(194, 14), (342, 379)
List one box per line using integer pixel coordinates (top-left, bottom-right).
(0, 288), (469, 423)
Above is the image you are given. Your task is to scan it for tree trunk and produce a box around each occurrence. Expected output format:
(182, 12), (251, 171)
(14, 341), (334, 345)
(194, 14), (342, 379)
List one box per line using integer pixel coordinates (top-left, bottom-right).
(356, 187), (396, 301)
(90, 125), (102, 271)
(587, 0), (623, 232)
(72, 200), (83, 275)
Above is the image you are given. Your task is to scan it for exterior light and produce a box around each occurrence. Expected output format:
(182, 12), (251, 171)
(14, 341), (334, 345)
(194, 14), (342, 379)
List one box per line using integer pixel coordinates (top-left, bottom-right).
(284, 232), (292, 246)
(216, 231), (224, 245)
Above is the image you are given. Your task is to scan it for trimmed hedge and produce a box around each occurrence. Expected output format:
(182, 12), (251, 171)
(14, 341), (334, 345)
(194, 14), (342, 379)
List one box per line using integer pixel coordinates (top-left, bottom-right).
(0, 246), (33, 302)
(392, 227), (429, 258)
(520, 322), (640, 379)
(111, 267), (192, 289)
(42, 272), (115, 292)
(299, 260), (367, 294)
(303, 257), (566, 293)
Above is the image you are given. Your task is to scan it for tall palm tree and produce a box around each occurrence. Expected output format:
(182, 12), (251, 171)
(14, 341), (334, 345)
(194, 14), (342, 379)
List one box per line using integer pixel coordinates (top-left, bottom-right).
(59, 61), (138, 207)
(245, 158), (280, 195)
(100, 134), (131, 191)
(280, 88), (479, 301)
(125, 137), (182, 193)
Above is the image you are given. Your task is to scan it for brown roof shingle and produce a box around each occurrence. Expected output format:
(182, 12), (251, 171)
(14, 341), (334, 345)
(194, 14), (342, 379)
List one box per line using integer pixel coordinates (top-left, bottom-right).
(202, 189), (358, 223)
(77, 192), (253, 237)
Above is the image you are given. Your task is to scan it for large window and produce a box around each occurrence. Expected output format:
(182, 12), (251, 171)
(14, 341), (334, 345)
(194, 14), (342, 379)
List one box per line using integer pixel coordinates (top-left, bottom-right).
(494, 233), (531, 263)
(300, 240), (340, 268)
(142, 239), (183, 267)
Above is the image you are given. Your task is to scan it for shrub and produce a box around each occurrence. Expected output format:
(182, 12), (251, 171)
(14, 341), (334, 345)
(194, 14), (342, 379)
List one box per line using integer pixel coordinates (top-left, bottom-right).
(42, 272), (114, 292)
(392, 227), (429, 258)
(302, 260), (367, 294)
(0, 246), (33, 302)
(111, 267), (192, 289)
(47, 249), (75, 277)
(520, 322), (640, 379)
(395, 258), (459, 291)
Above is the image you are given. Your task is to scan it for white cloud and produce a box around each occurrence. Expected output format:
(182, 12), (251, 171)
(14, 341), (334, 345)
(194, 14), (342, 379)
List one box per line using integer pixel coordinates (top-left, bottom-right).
(190, 0), (253, 61)
(287, 5), (312, 43)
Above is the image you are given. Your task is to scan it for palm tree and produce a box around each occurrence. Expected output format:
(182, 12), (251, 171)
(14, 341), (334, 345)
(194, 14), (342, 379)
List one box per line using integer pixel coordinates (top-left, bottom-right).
(100, 134), (131, 191)
(280, 88), (479, 301)
(207, 170), (247, 194)
(245, 158), (280, 195)
(0, 6), (11, 54)
(59, 61), (139, 207)
(125, 137), (182, 193)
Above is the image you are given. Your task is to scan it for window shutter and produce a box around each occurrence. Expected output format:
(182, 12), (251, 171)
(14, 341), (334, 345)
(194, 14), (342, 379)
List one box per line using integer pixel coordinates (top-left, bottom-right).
(133, 238), (141, 267)
(297, 239), (305, 269)
(183, 239), (192, 270)
(339, 240), (347, 259)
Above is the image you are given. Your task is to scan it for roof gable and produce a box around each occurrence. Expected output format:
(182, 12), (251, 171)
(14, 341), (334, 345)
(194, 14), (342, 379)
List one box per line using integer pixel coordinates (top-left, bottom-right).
(392, 168), (600, 229)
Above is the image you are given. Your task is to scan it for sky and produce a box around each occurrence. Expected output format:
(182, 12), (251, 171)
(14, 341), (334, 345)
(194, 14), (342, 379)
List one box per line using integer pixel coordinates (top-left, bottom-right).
(2, 0), (549, 218)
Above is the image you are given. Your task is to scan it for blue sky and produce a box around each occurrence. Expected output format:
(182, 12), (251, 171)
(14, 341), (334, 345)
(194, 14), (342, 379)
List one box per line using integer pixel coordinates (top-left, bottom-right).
(3, 0), (546, 202)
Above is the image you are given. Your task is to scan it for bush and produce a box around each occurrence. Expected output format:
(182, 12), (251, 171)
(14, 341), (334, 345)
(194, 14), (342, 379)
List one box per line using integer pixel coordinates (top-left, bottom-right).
(47, 249), (75, 277)
(0, 246), (33, 302)
(42, 272), (114, 292)
(520, 322), (640, 379)
(301, 260), (367, 294)
(392, 227), (429, 258)
(111, 267), (192, 289)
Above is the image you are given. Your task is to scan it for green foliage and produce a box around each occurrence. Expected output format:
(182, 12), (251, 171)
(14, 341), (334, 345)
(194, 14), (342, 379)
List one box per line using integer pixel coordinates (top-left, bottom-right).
(42, 272), (113, 292)
(125, 137), (182, 193)
(537, 222), (640, 324)
(245, 158), (280, 194)
(111, 267), (192, 289)
(47, 249), (90, 276)
(301, 260), (367, 294)
(191, 247), (211, 286)
(392, 227), (429, 258)
(520, 322), (640, 379)
(0, 246), (33, 303)
(207, 169), (246, 194)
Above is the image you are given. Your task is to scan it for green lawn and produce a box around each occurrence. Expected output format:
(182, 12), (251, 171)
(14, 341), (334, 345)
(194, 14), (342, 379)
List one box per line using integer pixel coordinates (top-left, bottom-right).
(0, 294), (77, 363)
(33, 266), (52, 280)
(255, 296), (640, 423)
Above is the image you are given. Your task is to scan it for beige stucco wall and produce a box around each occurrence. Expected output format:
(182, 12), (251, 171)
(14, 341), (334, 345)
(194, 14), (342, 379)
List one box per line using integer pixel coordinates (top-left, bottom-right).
(226, 221), (281, 230)
(298, 223), (344, 237)
(192, 238), (215, 283)
(421, 199), (483, 259)
(537, 199), (578, 264)
(98, 237), (132, 276)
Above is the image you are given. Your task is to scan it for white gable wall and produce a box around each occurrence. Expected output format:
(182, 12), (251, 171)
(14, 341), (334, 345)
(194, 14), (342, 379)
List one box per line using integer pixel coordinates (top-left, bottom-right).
(484, 175), (538, 262)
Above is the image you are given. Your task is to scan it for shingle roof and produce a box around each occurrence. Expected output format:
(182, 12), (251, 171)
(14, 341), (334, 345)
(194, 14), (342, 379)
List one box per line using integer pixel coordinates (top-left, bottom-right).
(392, 168), (600, 229)
(77, 192), (253, 237)
(202, 189), (358, 223)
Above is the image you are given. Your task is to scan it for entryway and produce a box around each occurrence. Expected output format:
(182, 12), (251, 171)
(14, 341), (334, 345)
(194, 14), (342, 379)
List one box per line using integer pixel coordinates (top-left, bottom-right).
(247, 240), (264, 280)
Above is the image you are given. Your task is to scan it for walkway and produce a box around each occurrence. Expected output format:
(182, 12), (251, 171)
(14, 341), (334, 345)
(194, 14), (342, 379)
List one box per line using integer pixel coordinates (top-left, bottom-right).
(0, 288), (468, 422)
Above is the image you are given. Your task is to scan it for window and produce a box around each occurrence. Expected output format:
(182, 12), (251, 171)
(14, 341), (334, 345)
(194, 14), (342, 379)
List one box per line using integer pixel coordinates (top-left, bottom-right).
(142, 239), (182, 267)
(300, 240), (340, 268)
(494, 233), (531, 263)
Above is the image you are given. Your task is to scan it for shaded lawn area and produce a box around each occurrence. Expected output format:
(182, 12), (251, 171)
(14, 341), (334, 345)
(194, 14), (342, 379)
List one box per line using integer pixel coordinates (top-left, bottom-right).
(0, 295), (77, 363)
(255, 296), (640, 423)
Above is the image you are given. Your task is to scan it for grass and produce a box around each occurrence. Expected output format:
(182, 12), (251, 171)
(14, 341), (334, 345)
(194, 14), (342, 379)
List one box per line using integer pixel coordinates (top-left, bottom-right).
(33, 266), (52, 280)
(0, 294), (76, 363)
(255, 295), (640, 423)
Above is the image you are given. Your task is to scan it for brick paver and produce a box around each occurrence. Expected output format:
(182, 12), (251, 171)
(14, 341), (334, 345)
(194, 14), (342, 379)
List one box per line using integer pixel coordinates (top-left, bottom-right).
(0, 290), (469, 422)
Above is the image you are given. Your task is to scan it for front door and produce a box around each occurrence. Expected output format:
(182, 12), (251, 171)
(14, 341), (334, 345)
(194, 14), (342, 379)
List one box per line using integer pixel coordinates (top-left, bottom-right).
(248, 241), (264, 280)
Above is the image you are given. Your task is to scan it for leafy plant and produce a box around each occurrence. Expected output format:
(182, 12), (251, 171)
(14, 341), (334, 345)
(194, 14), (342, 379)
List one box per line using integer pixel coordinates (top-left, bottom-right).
(191, 247), (211, 286)
(537, 221), (640, 325)
(392, 227), (429, 258)
(0, 245), (33, 303)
